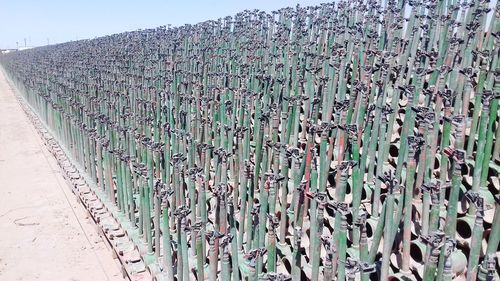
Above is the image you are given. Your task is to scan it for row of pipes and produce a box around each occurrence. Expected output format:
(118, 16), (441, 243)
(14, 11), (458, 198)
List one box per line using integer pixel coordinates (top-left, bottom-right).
(1, 0), (499, 280)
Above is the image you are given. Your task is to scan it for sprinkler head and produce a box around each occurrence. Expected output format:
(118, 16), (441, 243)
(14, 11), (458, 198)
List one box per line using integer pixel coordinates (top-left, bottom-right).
(345, 257), (376, 276)
(442, 148), (465, 164)
(258, 272), (292, 281)
(326, 200), (350, 215)
(244, 247), (267, 268)
(420, 231), (446, 249)
(267, 214), (279, 229)
(220, 233), (234, 249)
(173, 205), (191, 220)
(443, 238), (456, 258)
(378, 170), (400, 194)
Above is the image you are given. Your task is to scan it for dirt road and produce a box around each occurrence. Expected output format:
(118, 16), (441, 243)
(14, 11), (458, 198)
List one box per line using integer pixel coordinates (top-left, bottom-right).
(0, 68), (125, 281)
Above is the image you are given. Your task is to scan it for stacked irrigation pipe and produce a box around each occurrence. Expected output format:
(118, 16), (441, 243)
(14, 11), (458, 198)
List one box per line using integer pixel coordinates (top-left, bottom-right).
(1, 0), (499, 280)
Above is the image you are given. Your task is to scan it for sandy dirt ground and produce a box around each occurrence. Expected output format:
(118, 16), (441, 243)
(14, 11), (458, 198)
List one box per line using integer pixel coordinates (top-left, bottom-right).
(0, 69), (125, 281)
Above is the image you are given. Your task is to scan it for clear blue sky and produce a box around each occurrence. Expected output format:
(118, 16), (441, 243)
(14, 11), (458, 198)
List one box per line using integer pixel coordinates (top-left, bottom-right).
(0, 0), (328, 49)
